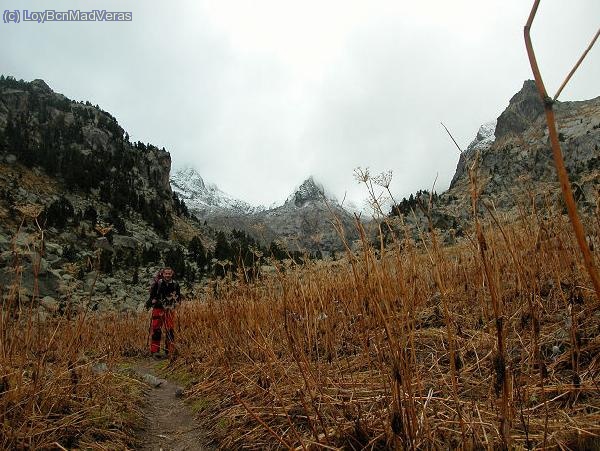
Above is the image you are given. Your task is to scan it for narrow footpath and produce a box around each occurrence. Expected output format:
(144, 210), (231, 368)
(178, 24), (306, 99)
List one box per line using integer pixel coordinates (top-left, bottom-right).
(131, 359), (211, 451)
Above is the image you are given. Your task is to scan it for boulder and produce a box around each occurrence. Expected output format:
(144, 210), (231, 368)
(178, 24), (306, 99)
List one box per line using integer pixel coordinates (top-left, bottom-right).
(4, 154), (17, 164)
(92, 362), (108, 375)
(142, 373), (165, 388)
(45, 242), (63, 257)
(95, 237), (113, 251)
(59, 232), (79, 243)
(93, 281), (108, 293)
(26, 252), (48, 276)
(36, 307), (49, 321)
(113, 235), (141, 249)
(40, 296), (59, 312)
(46, 254), (62, 268)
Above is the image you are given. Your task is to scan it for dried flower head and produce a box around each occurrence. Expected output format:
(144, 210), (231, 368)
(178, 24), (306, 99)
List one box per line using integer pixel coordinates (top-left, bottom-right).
(373, 170), (393, 189)
(353, 167), (370, 183)
(15, 204), (44, 219)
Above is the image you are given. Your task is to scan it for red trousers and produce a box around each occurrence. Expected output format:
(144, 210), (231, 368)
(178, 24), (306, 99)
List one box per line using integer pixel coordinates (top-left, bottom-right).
(149, 307), (175, 354)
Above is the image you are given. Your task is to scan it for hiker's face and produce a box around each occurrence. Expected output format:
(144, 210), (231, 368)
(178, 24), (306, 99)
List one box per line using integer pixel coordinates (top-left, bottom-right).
(163, 269), (173, 281)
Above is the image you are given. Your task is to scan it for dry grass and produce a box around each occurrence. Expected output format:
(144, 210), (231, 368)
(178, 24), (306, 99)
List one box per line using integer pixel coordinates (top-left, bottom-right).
(157, 208), (600, 450)
(0, 214), (146, 449)
(0, 309), (147, 449)
(2, 200), (600, 449)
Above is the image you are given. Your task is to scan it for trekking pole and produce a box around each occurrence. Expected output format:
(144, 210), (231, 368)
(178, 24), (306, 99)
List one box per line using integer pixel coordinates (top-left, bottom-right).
(146, 309), (153, 351)
(165, 309), (174, 357)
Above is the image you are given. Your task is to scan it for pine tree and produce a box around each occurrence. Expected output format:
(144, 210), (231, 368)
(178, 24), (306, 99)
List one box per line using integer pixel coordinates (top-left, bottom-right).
(165, 247), (186, 279)
(214, 232), (232, 261)
(188, 236), (208, 269)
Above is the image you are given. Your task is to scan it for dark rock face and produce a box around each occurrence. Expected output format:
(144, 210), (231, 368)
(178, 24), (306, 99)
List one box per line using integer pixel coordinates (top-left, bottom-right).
(0, 77), (201, 311)
(30, 79), (53, 93)
(0, 77), (174, 233)
(445, 81), (600, 220)
(258, 177), (358, 252)
(288, 176), (325, 208)
(395, 80), (600, 245)
(495, 80), (544, 139)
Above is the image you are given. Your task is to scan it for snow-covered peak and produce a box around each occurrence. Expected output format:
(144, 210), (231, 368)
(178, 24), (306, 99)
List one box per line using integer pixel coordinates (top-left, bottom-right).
(171, 167), (206, 191)
(449, 119), (497, 189)
(466, 120), (496, 155)
(170, 167), (264, 217)
(284, 176), (337, 208)
(343, 199), (371, 217)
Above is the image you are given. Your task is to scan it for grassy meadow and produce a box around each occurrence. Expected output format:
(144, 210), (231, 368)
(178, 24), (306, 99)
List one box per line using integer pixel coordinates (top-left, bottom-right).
(2, 198), (600, 450)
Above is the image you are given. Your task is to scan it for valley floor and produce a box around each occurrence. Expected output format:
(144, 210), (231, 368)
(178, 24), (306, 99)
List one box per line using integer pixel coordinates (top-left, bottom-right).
(2, 210), (600, 449)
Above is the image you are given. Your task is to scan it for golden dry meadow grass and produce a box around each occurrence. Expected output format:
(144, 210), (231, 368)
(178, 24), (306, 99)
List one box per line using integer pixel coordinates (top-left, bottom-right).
(2, 206), (600, 449)
(165, 210), (600, 450)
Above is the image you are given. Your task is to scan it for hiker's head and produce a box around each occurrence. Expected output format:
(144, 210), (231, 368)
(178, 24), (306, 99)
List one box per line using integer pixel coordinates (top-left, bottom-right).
(162, 267), (174, 281)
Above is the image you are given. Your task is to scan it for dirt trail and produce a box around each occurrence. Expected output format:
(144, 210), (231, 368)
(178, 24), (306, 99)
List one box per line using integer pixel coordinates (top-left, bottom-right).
(131, 359), (211, 451)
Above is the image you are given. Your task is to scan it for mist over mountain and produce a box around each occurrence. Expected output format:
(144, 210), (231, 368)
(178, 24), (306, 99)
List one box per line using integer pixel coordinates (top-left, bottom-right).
(171, 167), (264, 217)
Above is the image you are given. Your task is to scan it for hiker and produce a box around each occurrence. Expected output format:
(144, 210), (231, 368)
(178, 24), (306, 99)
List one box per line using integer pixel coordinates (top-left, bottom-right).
(146, 267), (181, 358)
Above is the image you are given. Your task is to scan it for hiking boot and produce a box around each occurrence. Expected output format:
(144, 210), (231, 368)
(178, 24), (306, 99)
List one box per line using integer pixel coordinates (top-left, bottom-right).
(152, 353), (164, 361)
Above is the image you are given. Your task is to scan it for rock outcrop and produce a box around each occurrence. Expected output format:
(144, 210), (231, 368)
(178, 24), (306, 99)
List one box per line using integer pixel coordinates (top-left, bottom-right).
(448, 80), (600, 211)
(256, 176), (359, 252)
(0, 76), (204, 312)
(0, 75), (175, 235)
(394, 80), (600, 243)
(179, 172), (360, 253)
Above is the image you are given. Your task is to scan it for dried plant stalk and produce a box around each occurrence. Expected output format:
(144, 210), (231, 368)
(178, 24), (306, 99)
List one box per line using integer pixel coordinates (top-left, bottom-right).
(524, 0), (600, 304)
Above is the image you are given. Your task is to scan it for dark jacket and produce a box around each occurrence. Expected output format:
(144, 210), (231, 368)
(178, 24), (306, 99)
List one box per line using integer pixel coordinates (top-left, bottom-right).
(146, 279), (181, 309)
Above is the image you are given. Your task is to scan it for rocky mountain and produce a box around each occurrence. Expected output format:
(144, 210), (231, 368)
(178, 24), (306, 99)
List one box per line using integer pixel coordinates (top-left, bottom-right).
(0, 76), (206, 313)
(181, 174), (360, 253)
(256, 176), (359, 252)
(0, 76), (351, 318)
(450, 120), (496, 188)
(393, 80), (600, 242)
(448, 79), (600, 211)
(0, 77), (177, 234)
(171, 167), (263, 217)
(2, 75), (597, 315)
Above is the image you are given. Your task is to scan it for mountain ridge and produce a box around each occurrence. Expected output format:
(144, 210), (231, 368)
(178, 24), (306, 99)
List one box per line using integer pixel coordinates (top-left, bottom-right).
(173, 169), (359, 251)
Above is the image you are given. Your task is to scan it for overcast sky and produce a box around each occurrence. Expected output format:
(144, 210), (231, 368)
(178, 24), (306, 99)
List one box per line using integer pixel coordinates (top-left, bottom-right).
(1, 1), (598, 208)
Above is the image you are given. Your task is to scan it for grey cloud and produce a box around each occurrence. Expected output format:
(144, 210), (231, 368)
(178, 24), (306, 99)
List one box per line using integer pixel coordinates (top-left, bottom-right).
(1, 0), (598, 207)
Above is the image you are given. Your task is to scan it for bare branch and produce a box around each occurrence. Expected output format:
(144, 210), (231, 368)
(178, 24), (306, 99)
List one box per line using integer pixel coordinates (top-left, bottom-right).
(440, 122), (463, 154)
(554, 27), (600, 101)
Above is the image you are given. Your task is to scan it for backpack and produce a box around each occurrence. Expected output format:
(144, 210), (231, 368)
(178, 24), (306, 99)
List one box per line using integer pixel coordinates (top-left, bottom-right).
(149, 269), (165, 295)
(145, 269), (165, 309)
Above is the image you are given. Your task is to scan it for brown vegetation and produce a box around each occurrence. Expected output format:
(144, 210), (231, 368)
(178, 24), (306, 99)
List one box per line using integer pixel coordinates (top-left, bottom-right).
(165, 207), (600, 450)
(2, 186), (600, 450)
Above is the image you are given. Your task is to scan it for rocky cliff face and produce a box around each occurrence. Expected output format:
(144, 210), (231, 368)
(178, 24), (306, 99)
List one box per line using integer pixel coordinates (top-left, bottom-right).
(0, 77), (201, 314)
(494, 79), (545, 139)
(0, 76), (175, 232)
(395, 80), (600, 243)
(448, 80), (600, 212)
(182, 174), (360, 253)
(256, 176), (359, 252)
